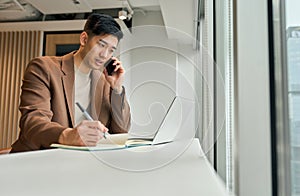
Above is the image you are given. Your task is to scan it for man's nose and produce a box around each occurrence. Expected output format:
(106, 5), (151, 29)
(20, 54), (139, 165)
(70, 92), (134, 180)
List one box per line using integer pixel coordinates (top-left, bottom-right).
(100, 48), (109, 58)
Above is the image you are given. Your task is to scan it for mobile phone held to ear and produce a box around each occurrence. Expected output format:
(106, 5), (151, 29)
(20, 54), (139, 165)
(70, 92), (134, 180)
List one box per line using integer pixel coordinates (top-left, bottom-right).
(104, 58), (115, 76)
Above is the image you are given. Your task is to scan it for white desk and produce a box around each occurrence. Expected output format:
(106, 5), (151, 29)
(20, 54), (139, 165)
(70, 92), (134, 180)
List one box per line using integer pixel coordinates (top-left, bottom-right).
(0, 139), (228, 196)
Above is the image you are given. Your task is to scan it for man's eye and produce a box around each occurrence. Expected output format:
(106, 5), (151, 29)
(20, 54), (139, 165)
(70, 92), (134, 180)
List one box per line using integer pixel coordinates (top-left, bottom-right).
(99, 42), (106, 47)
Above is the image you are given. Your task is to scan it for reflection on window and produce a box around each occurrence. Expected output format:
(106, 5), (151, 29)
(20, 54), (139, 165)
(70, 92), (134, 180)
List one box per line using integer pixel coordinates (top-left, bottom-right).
(287, 26), (300, 195)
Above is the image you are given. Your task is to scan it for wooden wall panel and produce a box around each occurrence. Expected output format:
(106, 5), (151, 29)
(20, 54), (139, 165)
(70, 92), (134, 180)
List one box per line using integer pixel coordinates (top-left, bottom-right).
(0, 31), (42, 149)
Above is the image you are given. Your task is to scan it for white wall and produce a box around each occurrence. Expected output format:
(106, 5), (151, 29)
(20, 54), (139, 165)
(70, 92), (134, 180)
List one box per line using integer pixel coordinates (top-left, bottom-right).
(127, 11), (197, 138)
(159, 0), (196, 44)
(177, 44), (196, 100)
(128, 11), (177, 136)
(236, 0), (272, 195)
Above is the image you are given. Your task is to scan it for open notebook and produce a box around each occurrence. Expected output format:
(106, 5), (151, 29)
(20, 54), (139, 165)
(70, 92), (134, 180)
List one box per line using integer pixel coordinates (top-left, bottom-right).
(51, 96), (193, 151)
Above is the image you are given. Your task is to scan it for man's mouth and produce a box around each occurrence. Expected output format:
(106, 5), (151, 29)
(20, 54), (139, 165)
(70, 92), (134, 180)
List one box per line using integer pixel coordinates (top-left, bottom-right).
(95, 59), (104, 66)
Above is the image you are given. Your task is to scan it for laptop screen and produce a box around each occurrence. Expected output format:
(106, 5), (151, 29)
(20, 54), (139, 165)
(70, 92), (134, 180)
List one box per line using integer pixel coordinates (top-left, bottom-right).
(127, 96), (175, 141)
(152, 96), (195, 144)
(127, 96), (195, 145)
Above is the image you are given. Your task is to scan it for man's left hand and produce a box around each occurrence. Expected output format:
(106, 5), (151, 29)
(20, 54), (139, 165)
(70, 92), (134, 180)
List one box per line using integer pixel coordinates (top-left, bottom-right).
(103, 57), (124, 94)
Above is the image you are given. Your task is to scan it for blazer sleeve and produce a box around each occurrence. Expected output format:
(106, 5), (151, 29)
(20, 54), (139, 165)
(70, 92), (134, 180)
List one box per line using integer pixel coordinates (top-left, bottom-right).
(109, 87), (131, 133)
(17, 58), (67, 150)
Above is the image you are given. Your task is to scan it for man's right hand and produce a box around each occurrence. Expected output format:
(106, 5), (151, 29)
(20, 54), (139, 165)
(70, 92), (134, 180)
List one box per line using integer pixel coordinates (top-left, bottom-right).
(58, 120), (108, 146)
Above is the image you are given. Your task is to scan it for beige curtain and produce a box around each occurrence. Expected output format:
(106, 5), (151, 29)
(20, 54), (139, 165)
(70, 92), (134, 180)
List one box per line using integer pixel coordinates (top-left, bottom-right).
(0, 31), (42, 149)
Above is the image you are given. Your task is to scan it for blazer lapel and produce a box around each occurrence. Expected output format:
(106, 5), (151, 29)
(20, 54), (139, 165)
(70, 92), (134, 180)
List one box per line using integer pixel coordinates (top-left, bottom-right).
(61, 52), (75, 127)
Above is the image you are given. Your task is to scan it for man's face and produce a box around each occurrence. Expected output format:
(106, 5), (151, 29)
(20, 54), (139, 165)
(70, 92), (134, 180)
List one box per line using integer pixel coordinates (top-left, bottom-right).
(81, 33), (118, 71)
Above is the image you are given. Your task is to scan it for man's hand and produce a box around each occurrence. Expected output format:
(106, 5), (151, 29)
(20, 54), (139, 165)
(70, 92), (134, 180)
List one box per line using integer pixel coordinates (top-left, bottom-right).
(103, 57), (125, 94)
(58, 120), (108, 146)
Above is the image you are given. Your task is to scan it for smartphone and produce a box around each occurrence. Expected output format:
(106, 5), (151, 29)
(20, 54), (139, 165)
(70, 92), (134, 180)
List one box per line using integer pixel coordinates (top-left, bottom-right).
(104, 58), (115, 76)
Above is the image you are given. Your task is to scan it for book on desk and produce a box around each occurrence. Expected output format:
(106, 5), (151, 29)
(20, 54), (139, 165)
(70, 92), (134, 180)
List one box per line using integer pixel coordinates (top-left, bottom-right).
(50, 133), (156, 151)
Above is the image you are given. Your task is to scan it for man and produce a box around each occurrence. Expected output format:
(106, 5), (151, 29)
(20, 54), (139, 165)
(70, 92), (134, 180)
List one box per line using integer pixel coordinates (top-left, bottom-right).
(11, 13), (131, 152)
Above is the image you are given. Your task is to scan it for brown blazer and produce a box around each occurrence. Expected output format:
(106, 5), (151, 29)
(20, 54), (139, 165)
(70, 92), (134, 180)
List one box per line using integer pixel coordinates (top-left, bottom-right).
(11, 52), (131, 152)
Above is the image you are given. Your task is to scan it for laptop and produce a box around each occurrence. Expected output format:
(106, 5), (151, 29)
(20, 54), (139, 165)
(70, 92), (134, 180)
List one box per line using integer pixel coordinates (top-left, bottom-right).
(126, 96), (195, 146)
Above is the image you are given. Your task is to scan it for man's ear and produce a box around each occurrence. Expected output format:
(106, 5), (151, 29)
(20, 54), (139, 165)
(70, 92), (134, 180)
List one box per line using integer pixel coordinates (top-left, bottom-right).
(79, 31), (88, 46)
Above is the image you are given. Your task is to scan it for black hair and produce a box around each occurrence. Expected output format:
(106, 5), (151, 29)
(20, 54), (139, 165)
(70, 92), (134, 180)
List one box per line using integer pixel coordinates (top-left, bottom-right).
(84, 13), (123, 41)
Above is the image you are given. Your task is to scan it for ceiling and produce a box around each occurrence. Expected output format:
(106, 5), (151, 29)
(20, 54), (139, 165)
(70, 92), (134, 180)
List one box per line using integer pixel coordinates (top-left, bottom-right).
(0, 0), (160, 22)
(0, 0), (197, 44)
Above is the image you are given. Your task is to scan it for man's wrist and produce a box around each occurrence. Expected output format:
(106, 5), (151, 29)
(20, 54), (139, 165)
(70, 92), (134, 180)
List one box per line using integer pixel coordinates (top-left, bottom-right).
(58, 128), (72, 144)
(112, 86), (123, 94)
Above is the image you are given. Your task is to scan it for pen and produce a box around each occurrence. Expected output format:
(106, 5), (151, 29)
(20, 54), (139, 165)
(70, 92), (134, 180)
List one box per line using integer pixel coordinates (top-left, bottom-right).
(75, 102), (107, 139)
